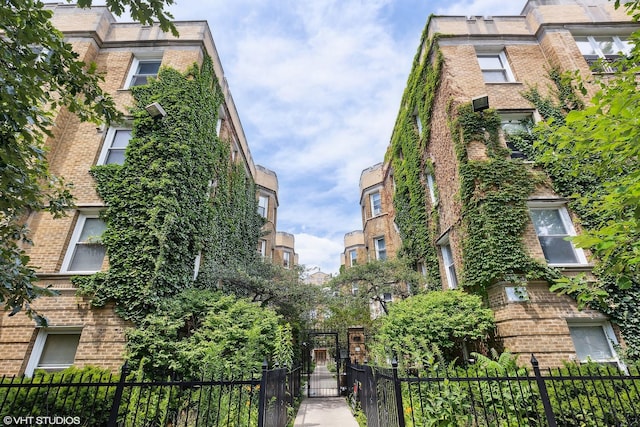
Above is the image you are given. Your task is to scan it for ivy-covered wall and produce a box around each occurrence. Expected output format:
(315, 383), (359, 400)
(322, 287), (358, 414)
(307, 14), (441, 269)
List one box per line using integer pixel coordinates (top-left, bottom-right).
(449, 104), (559, 293)
(385, 32), (442, 289)
(74, 56), (264, 323)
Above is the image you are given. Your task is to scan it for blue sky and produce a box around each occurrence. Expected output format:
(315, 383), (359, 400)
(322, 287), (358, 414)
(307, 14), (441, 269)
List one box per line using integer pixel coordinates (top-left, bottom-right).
(164, 0), (525, 274)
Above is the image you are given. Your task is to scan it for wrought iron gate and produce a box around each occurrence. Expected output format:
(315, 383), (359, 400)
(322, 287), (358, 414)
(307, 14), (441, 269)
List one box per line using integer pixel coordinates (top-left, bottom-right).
(302, 331), (340, 397)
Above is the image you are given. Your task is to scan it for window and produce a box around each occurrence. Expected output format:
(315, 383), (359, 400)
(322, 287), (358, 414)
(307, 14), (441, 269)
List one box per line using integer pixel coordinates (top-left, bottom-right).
(370, 192), (382, 217)
(575, 35), (632, 72)
(258, 196), (268, 218)
(125, 57), (161, 88)
(505, 286), (529, 302)
(193, 252), (201, 280)
(351, 283), (359, 295)
(568, 322), (621, 367)
(374, 237), (387, 260)
(439, 238), (458, 289)
(216, 106), (225, 136)
(529, 206), (587, 265)
(283, 251), (291, 269)
(258, 240), (266, 257)
(477, 51), (515, 83)
(25, 329), (81, 376)
(383, 293), (393, 303)
(97, 127), (132, 165)
(426, 174), (437, 204)
(500, 113), (533, 159)
(61, 213), (107, 273)
(349, 249), (357, 267)
(417, 262), (427, 276)
(413, 107), (423, 136)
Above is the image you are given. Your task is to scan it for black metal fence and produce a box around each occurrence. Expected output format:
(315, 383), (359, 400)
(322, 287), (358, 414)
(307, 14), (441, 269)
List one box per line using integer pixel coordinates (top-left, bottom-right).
(0, 363), (301, 427)
(347, 355), (640, 427)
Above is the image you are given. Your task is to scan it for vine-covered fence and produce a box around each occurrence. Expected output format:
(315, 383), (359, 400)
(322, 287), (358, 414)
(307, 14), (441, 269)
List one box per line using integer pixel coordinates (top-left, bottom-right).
(0, 364), (301, 427)
(348, 356), (640, 427)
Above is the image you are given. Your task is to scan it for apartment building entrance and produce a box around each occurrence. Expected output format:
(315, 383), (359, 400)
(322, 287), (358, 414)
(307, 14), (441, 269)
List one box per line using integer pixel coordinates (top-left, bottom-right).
(302, 330), (340, 397)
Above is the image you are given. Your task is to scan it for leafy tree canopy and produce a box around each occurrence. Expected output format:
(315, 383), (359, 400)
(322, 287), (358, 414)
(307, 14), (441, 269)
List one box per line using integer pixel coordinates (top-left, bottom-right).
(1, 0), (175, 322)
(371, 291), (495, 367)
(125, 289), (292, 379)
(532, 1), (640, 301)
(329, 259), (428, 315)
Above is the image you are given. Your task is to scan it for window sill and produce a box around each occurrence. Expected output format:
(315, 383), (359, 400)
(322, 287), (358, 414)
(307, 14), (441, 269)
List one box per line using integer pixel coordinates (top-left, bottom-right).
(548, 264), (593, 271)
(484, 81), (524, 85)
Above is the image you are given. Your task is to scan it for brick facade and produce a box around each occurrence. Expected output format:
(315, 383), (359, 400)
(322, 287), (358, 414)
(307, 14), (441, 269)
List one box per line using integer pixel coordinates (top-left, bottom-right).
(353, 0), (637, 368)
(1, 5), (282, 375)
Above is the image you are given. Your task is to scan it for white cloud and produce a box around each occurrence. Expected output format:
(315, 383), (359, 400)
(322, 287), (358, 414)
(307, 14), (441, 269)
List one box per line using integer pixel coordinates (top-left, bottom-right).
(166, 0), (508, 272)
(294, 232), (346, 274)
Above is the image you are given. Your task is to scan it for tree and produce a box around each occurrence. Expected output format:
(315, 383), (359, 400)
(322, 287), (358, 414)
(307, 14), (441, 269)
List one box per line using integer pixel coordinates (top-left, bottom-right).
(328, 259), (428, 315)
(1, 0), (175, 322)
(125, 289), (290, 379)
(371, 291), (495, 366)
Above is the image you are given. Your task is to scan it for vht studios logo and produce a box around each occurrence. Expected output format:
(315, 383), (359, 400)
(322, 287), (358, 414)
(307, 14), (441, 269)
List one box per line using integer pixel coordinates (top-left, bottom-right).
(3, 416), (81, 425)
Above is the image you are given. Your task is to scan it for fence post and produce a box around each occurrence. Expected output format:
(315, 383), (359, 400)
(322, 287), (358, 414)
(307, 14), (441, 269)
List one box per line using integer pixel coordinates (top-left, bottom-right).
(107, 361), (129, 427)
(531, 354), (557, 427)
(392, 356), (406, 427)
(257, 359), (268, 427)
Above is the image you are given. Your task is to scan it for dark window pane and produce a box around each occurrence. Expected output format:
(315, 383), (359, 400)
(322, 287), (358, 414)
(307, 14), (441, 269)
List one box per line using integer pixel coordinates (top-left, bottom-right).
(106, 149), (125, 165)
(539, 236), (578, 263)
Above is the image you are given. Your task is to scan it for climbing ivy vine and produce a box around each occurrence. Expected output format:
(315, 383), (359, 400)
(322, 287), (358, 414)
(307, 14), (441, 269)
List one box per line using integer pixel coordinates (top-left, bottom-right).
(449, 104), (558, 293)
(388, 31), (556, 294)
(74, 56), (264, 323)
(386, 31), (442, 289)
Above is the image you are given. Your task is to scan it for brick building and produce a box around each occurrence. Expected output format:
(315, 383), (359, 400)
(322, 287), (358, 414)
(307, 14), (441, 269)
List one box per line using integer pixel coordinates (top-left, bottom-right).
(0, 4), (288, 375)
(352, 0), (637, 368)
(340, 230), (367, 269)
(273, 232), (299, 269)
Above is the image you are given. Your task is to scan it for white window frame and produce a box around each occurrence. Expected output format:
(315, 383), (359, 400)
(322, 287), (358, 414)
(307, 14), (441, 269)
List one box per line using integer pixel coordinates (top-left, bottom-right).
(438, 235), (458, 289)
(61, 212), (107, 274)
(567, 321), (624, 370)
(499, 112), (534, 160)
(575, 35), (632, 59)
(215, 105), (226, 137)
(370, 192), (382, 217)
(193, 251), (201, 281)
(24, 328), (82, 377)
(124, 55), (162, 89)
(477, 50), (515, 83)
(97, 126), (132, 165)
(413, 107), (423, 136)
(258, 195), (269, 218)
(374, 237), (387, 260)
(383, 292), (393, 303)
(258, 240), (267, 257)
(426, 174), (437, 205)
(349, 249), (358, 267)
(528, 203), (588, 266)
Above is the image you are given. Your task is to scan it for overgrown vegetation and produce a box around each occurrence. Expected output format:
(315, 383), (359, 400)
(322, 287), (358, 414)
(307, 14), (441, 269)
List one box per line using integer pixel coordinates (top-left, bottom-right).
(506, 66), (640, 360)
(126, 289), (292, 379)
(73, 57), (309, 375)
(370, 291), (495, 365)
(450, 104), (560, 293)
(385, 31), (443, 287)
(1, 0), (181, 324)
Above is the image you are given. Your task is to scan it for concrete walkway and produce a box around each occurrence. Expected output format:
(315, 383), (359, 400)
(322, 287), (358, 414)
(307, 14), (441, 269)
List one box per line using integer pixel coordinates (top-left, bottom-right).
(293, 397), (359, 427)
(293, 364), (359, 426)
